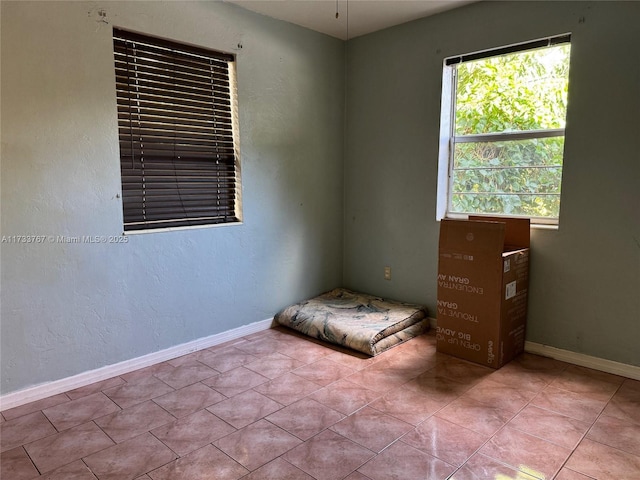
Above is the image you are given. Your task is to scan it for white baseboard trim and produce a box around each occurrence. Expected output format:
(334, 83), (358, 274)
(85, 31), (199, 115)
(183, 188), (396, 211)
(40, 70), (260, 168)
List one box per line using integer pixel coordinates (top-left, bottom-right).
(0, 317), (275, 412)
(3, 319), (637, 412)
(524, 341), (640, 381)
(428, 318), (638, 380)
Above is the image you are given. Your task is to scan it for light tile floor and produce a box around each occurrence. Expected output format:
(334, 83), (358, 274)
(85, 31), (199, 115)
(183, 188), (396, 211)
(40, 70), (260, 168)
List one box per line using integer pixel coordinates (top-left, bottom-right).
(1, 327), (639, 479)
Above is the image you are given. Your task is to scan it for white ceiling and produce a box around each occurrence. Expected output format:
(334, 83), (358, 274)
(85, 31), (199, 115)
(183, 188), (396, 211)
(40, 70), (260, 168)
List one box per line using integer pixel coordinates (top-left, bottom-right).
(225, 0), (477, 40)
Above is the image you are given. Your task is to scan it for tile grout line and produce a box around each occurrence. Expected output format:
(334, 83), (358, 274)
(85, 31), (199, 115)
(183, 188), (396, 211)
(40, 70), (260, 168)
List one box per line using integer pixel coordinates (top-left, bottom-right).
(2, 331), (638, 480)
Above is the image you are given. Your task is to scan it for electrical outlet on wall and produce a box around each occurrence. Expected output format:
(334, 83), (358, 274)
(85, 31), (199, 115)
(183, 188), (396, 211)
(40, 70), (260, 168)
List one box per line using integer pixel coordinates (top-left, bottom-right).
(384, 266), (391, 280)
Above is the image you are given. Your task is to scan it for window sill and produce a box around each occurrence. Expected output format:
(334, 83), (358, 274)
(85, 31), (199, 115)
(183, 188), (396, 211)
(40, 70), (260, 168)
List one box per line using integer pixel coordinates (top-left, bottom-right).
(437, 214), (559, 231)
(530, 223), (558, 231)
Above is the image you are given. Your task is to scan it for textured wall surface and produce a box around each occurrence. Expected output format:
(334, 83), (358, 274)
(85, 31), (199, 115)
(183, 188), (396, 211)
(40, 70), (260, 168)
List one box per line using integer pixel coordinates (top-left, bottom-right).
(343, 1), (640, 366)
(1, 1), (345, 395)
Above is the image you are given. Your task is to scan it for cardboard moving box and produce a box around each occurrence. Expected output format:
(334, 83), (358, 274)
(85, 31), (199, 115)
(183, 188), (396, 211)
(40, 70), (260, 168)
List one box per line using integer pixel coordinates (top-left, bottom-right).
(436, 217), (530, 368)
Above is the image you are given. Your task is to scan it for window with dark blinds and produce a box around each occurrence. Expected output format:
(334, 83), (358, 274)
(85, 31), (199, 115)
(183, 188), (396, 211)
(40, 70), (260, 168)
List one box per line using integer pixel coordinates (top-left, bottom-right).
(113, 28), (241, 232)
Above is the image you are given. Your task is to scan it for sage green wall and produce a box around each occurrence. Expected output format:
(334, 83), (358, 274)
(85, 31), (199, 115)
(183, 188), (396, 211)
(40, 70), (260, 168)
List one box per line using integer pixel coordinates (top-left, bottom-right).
(343, 1), (640, 366)
(1, 1), (344, 395)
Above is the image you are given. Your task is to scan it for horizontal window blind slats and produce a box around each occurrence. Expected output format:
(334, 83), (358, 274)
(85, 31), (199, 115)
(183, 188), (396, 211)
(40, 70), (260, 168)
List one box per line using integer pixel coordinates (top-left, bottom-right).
(120, 177), (237, 186)
(116, 79), (230, 99)
(119, 127), (233, 147)
(122, 195), (235, 204)
(121, 157), (236, 164)
(114, 67), (230, 95)
(118, 103), (233, 127)
(119, 149), (235, 160)
(115, 88), (231, 113)
(119, 135), (235, 147)
(119, 146), (235, 158)
(115, 77), (232, 104)
(114, 66), (230, 90)
(113, 30), (233, 62)
(114, 71), (231, 99)
(122, 204), (236, 215)
(121, 177), (237, 187)
(123, 210), (236, 220)
(118, 129), (235, 146)
(119, 150), (235, 160)
(117, 112), (232, 129)
(121, 154), (235, 165)
(117, 121), (234, 138)
(122, 154), (234, 166)
(115, 71), (231, 101)
(118, 138), (235, 151)
(121, 185), (236, 194)
(122, 190), (237, 198)
(116, 92), (231, 114)
(124, 213), (236, 223)
(117, 107), (231, 122)
(116, 96), (230, 117)
(120, 163), (236, 177)
(123, 204), (236, 214)
(114, 29), (239, 231)
(120, 159), (236, 173)
(123, 215), (237, 226)
(112, 46), (231, 76)
(113, 41), (227, 63)
(121, 190), (236, 200)
(123, 201), (236, 212)
(118, 115), (232, 132)
(113, 52), (229, 76)
(118, 131), (234, 145)
(116, 101), (232, 117)
(122, 203), (236, 213)
(122, 202), (236, 213)
(122, 166), (235, 177)
(114, 63), (230, 94)
(119, 138), (235, 150)
(113, 52), (230, 81)
(122, 187), (236, 196)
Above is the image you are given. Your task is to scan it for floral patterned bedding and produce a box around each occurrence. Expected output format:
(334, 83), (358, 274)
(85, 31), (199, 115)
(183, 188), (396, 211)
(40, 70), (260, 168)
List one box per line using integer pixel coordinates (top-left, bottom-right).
(274, 288), (429, 356)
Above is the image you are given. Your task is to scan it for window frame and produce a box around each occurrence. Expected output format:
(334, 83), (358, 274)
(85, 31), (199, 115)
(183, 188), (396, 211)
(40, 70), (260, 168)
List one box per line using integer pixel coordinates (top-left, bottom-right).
(113, 28), (243, 233)
(436, 34), (571, 227)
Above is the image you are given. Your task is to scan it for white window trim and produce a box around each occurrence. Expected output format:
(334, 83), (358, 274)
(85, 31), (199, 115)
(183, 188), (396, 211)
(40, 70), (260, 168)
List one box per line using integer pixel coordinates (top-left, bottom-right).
(436, 66), (454, 222)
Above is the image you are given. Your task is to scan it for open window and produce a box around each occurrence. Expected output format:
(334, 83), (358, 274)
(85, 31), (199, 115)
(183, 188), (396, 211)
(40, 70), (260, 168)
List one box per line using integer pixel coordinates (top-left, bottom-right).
(437, 35), (571, 226)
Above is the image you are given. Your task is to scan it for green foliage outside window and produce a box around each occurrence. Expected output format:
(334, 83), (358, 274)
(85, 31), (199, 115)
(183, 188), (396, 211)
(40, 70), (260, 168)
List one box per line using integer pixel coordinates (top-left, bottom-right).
(451, 44), (571, 218)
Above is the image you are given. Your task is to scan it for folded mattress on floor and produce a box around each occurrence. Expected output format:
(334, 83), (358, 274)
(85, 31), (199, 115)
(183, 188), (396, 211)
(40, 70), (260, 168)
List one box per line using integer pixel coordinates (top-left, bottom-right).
(274, 288), (429, 356)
